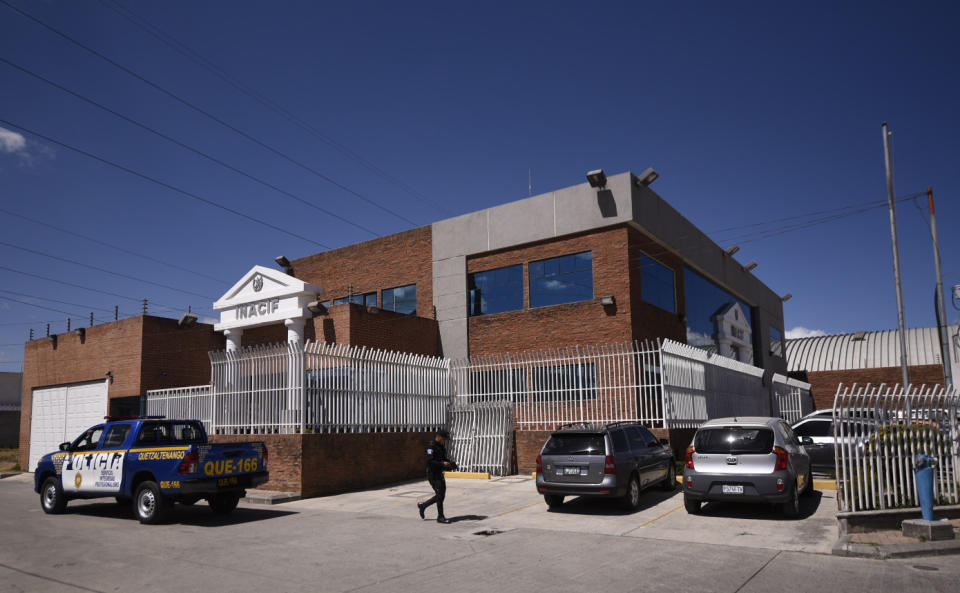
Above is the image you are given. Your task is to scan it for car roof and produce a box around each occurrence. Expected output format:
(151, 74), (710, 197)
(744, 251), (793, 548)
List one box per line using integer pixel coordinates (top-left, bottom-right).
(699, 417), (781, 428)
(551, 421), (644, 435)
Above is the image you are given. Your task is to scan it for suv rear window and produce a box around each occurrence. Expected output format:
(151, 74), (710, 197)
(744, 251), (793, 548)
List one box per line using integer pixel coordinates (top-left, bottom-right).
(542, 434), (605, 456)
(695, 427), (774, 454)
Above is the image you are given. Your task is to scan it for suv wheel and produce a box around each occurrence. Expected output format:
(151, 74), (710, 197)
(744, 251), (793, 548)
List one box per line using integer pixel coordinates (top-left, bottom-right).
(660, 462), (676, 491)
(683, 494), (701, 514)
(781, 483), (800, 518)
(40, 477), (67, 514)
(622, 475), (641, 510)
(544, 495), (564, 510)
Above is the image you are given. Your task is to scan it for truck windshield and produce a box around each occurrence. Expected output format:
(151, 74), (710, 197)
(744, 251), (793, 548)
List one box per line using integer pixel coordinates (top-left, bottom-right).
(542, 434), (605, 456)
(695, 427), (774, 454)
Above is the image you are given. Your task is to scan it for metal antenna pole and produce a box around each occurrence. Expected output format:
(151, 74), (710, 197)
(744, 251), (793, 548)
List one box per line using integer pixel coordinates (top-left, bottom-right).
(927, 186), (952, 387)
(882, 122), (910, 388)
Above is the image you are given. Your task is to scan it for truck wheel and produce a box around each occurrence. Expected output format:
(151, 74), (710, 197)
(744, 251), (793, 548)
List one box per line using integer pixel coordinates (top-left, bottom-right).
(544, 495), (564, 509)
(41, 477), (67, 514)
(134, 481), (167, 524)
(209, 493), (240, 515)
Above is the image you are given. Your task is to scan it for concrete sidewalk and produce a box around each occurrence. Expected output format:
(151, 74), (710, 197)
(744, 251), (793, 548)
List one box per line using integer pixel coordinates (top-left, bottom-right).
(834, 517), (960, 559)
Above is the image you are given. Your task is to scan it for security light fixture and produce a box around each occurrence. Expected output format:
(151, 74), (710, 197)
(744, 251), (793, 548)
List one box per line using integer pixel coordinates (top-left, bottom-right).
(744, 261), (758, 272)
(74, 327), (85, 339)
(600, 295), (616, 306)
(275, 255), (294, 275)
(307, 301), (327, 315)
(47, 334), (57, 345)
(586, 169), (607, 189)
(636, 167), (659, 187)
(725, 245), (740, 256)
(781, 293), (792, 302)
(178, 312), (198, 328)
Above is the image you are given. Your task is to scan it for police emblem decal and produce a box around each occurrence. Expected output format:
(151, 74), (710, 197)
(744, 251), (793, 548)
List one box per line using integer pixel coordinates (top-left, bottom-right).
(75, 472), (82, 489)
(253, 274), (264, 292)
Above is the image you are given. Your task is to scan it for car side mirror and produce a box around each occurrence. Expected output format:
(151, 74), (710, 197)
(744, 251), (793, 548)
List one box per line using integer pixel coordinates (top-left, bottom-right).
(659, 438), (669, 446)
(58, 442), (71, 451)
(801, 436), (814, 446)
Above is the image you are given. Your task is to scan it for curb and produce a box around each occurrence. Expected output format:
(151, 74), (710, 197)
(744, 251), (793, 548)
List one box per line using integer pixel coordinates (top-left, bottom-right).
(242, 490), (301, 505)
(444, 471), (490, 480)
(832, 535), (960, 559)
(813, 479), (836, 491)
(0, 471), (24, 479)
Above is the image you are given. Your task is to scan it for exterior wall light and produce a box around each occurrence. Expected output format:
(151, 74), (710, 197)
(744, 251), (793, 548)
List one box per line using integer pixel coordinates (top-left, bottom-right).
(636, 167), (659, 187)
(47, 334), (57, 345)
(744, 261), (758, 272)
(307, 301), (327, 315)
(600, 295), (616, 306)
(586, 169), (607, 189)
(178, 312), (198, 328)
(74, 327), (86, 339)
(781, 293), (792, 302)
(275, 255), (294, 276)
(725, 245), (740, 256)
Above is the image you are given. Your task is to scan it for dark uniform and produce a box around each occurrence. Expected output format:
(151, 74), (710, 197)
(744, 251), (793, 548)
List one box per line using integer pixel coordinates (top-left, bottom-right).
(417, 430), (456, 523)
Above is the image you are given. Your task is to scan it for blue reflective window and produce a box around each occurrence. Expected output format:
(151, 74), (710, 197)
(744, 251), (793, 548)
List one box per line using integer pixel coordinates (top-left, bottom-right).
(640, 254), (675, 313)
(529, 251), (593, 308)
(770, 326), (784, 358)
(468, 264), (523, 316)
(333, 292), (376, 306)
(684, 267), (758, 366)
(382, 284), (417, 315)
(530, 363), (597, 401)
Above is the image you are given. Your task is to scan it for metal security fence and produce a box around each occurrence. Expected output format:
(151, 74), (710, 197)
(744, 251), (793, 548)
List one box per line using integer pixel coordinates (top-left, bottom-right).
(772, 374), (811, 423)
(148, 342), (450, 435)
(834, 384), (960, 513)
(144, 385), (212, 431)
(450, 341), (665, 431)
(448, 401), (514, 476)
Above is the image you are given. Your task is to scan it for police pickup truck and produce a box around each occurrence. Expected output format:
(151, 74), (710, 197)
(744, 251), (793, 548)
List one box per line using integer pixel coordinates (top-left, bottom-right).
(34, 416), (268, 524)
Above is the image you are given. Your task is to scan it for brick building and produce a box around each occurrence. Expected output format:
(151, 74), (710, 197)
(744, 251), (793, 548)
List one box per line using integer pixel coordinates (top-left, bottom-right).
(786, 325), (959, 410)
(19, 169), (791, 489)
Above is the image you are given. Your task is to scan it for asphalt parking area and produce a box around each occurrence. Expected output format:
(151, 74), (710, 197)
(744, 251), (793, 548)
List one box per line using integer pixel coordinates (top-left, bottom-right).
(289, 474), (838, 554)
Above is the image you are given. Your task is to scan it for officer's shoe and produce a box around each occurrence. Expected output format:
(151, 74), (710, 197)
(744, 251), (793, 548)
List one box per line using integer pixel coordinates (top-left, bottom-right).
(437, 516), (450, 524)
(417, 502), (426, 519)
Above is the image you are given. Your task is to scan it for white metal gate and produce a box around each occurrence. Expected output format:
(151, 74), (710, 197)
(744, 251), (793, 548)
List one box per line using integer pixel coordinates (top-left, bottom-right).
(29, 380), (108, 471)
(447, 401), (514, 476)
(834, 383), (960, 512)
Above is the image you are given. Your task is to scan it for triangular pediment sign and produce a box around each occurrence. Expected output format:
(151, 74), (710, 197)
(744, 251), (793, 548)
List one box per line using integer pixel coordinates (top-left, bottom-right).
(213, 265), (320, 309)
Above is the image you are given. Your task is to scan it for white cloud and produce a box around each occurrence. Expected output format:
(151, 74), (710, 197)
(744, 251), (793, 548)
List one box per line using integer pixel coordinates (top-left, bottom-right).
(786, 326), (827, 339)
(0, 127), (26, 153)
(200, 316), (218, 325)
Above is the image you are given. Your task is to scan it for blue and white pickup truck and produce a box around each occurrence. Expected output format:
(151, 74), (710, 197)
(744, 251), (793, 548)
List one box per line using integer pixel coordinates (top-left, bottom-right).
(34, 416), (268, 524)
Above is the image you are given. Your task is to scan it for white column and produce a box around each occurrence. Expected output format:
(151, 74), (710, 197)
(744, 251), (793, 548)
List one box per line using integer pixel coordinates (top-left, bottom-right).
(224, 328), (243, 351)
(285, 318), (305, 343)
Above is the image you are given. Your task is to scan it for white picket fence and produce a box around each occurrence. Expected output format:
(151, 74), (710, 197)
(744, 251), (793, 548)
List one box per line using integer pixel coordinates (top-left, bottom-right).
(834, 384), (960, 513)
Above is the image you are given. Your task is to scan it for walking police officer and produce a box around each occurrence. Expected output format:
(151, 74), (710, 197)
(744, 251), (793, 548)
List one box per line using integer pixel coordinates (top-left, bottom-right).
(417, 429), (456, 523)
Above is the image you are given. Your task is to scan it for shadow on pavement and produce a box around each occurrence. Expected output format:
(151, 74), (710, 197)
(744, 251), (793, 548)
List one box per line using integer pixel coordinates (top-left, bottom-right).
(446, 514), (487, 523)
(547, 488), (682, 516)
(62, 500), (296, 526)
(697, 490), (824, 521)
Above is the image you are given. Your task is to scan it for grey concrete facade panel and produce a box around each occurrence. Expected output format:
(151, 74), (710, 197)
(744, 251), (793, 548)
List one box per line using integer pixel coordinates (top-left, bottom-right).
(438, 319), (468, 359)
(486, 192), (556, 251)
(555, 173), (633, 236)
(432, 211), (488, 260)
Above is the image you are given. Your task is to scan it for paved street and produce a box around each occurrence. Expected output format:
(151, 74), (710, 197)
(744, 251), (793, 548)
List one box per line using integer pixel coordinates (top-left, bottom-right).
(1, 473), (957, 593)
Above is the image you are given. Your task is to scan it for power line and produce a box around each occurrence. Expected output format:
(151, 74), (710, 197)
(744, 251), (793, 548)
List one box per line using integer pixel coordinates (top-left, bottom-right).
(0, 205), (230, 285)
(0, 239), (215, 300)
(0, 288), (119, 314)
(0, 56), (381, 238)
(1, 0), (421, 228)
(97, 0), (452, 217)
(0, 294), (109, 321)
(0, 118), (330, 249)
(0, 264), (211, 315)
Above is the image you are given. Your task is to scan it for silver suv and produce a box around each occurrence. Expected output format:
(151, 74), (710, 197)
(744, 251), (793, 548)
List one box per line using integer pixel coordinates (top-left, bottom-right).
(682, 417), (812, 517)
(536, 422), (676, 510)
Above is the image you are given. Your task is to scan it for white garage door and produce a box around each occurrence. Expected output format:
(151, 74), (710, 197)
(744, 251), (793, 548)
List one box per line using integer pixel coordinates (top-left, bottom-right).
(29, 380), (109, 471)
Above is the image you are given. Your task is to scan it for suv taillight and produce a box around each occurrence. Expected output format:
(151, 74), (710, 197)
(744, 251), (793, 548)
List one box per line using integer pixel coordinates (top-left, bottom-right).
(685, 446), (695, 469)
(773, 446), (788, 471)
(536, 455), (543, 474)
(604, 455), (616, 474)
(178, 448), (199, 474)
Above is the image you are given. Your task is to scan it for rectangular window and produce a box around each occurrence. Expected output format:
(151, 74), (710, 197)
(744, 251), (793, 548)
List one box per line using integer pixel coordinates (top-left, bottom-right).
(468, 368), (527, 402)
(333, 292), (376, 306)
(694, 427), (774, 454)
(640, 254), (675, 313)
(468, 264), (523, 316)
(102, 424), (131, 448)
(770, 326), (784, 358)
(382, 284), (417, 315)
(530, 363), (597, 401)
(529, 251), (593, 308)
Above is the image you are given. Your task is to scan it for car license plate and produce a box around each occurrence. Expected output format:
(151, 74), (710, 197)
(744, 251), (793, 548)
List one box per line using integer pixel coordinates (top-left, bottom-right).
(563, 466), (581, 475)
(722, 485), (744, 494)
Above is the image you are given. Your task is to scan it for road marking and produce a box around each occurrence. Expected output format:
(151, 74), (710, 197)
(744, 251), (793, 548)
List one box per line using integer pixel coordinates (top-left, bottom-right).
(639, 504), (683, 527)
(494, 500), (543, 517)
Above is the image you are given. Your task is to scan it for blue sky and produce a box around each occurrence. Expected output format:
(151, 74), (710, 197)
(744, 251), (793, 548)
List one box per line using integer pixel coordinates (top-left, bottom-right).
(1, 0), (958, 371)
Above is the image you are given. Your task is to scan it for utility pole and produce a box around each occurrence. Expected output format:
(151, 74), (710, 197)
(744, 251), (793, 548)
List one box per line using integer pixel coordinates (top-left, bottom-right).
(927, 187), (952, 387)
(882, 122), (910, 388)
